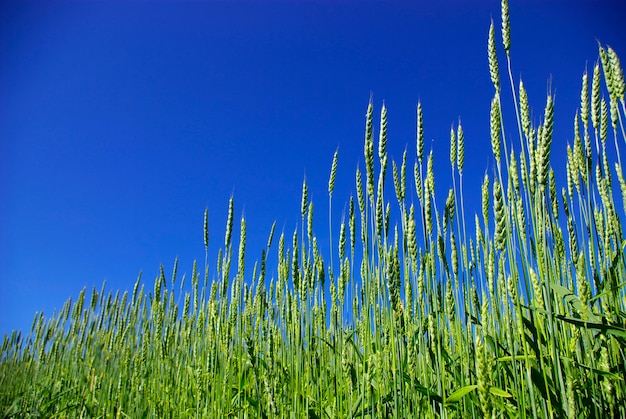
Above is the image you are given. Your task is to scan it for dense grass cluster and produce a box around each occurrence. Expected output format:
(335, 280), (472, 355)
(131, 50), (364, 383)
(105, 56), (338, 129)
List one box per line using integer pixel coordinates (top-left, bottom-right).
(2, 1), (626, 417)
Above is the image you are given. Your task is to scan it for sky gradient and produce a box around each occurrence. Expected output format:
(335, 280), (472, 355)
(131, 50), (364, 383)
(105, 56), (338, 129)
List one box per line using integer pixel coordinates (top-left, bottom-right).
(2, 0), (625, 337)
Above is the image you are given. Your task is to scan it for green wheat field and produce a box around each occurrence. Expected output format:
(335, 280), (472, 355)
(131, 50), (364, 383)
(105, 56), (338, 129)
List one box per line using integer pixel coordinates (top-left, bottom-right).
(2, 1), (625, 417)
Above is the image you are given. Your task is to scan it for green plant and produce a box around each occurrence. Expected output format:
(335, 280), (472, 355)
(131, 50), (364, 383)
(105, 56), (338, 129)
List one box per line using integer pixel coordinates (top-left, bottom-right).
(2, 1), (625, 417)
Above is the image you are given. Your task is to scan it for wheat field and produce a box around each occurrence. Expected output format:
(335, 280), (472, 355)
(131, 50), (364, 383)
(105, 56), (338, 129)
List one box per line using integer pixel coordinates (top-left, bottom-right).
(2, 1), (625, 417)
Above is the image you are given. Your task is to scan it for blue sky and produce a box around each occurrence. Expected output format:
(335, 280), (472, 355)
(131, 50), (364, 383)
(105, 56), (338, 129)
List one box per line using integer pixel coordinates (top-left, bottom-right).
(1, 0), (625, 337)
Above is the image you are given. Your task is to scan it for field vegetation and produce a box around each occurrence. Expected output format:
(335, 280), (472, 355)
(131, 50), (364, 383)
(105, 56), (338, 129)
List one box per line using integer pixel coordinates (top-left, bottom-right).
(2, 1), (625, 417)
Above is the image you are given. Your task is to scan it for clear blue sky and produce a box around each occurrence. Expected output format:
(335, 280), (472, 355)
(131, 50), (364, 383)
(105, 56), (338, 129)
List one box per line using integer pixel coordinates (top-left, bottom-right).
(1, 0), (625, 337)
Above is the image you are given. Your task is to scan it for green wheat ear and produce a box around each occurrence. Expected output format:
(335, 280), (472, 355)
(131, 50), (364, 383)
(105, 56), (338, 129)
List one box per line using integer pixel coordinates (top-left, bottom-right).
(364, 99), (375, 203)
(501, 0), (510, 54)
(537, 94), (554, 189)
(607, 46), (625, 100)
(580, 70), (589, 128)
(378, 102), (388, 160)
(488, 19), (500, 93)
(449, 124), (457, 170)
(356, 167), (365, 216)
(592, 62), (601, 131)
(267, 220), (276, 249)
(457, 119), (465, 174)
(617, 163), (626, 212)
(482, 173), (490, 228)
(237, 216), (246, 280)
(519, 79), (530, 137)
(349, 196), (355, 254)
(393, 159), (402, 203)
(225, 196), (234, 249)
(328, 148), (339, 196)
(426, 150), (435, 197)
(493, 179), (506, 251)
(203, 208), (209, 250)
(307, 201), (314, 244)
(509, 150), (519, 195)
(338, 219), (346, 262)
(414, 160), (423, 205)
(301, 177), (308, 219)
(600, 97), (608, 145)
(416, 101), (424, 163)
(400, 149), (407, 201)
(490, 93), (502, 162)
(599, 45), (614, 97)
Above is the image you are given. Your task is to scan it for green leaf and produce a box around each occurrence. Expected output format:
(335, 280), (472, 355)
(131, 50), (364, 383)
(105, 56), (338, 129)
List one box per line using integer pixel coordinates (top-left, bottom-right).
(348, 391), (363, 418)
(403, 373), (443, 405)
(445, 385), (478, 405)
(489, 386), (513, 398)
(589, 279), (626, 302)
(551, 283), (584, 312)
(497, 354), (538, 362)
(555, 314), (626, 339)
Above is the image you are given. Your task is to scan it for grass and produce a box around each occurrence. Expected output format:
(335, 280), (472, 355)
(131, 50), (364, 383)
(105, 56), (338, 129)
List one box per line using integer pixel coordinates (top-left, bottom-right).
(2, 1), (626, 417)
